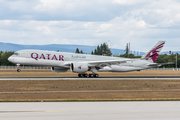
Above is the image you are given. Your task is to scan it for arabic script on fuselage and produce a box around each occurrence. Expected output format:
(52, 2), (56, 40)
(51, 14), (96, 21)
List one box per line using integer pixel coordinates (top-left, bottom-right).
(71, 55), (86, 59)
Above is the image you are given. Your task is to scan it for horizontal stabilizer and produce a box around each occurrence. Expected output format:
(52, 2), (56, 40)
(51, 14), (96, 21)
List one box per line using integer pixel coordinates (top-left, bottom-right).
(147, 62), (174, 67)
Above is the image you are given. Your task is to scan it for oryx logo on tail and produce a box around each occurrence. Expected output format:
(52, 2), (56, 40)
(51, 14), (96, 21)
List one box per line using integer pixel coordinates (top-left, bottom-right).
(142, 41), (165, 63)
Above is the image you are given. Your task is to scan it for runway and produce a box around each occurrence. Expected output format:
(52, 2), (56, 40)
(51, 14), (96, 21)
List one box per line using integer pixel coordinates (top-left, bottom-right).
(1, 76), (180, 80)
(1, 101), (180, 120)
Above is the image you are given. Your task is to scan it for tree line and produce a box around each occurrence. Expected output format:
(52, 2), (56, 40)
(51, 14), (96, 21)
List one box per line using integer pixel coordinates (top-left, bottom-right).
(0, 51), (15, 66)
(75, 43), (112, 56)
(75, 48), (84, 54)
(91, 43), (112, 56)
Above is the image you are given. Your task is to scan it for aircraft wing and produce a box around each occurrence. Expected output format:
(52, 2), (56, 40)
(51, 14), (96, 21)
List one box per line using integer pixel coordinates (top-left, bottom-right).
(147, 62), (174, 67)
(63, 63), (71, 68)
(88, 59), (133, 67)
(63, 59), (134, 68)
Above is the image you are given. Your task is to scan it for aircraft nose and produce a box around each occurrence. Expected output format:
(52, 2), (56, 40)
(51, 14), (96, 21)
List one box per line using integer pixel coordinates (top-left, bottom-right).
(8, 56), (14, 62)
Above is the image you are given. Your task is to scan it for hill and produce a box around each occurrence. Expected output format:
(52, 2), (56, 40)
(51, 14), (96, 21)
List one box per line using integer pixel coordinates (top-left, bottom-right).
(0, 42), (133, 55)
(2, 42), (179, 55)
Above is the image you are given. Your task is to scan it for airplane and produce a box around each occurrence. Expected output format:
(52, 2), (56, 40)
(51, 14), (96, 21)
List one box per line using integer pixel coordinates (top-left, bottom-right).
(8, 41), (172, 77)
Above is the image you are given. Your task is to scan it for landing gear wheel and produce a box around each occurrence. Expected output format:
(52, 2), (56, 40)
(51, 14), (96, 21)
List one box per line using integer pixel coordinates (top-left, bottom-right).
(94, 74), (99, 77)
(89, 74), (94, 78)
(78, 73), (88, 77)
(17, 69), (21, 72)
(83, 74), (88, 77)
(89, 74), (99, 78)
(78, 74), (83, 77)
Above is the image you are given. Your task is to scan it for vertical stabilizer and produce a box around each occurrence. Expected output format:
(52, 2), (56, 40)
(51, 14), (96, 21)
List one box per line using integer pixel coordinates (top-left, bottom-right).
(142, 41), (165, 63)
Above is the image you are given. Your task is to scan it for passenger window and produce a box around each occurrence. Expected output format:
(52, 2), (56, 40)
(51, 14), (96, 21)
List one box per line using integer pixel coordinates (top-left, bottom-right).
(14, 53), (20, 56)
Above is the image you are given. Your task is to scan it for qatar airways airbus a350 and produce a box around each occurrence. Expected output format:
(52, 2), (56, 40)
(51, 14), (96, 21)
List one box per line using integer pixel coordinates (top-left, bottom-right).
(8, 41), (171, 77)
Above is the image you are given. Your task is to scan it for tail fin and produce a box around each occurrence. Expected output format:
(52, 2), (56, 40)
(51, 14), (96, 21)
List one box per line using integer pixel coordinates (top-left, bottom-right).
(142, 41), (165, 63)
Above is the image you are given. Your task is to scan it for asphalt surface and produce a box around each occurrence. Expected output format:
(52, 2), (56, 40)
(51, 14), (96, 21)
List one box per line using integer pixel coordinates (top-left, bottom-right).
(1, 102), (180, 120)
(1, 76), (180, 80)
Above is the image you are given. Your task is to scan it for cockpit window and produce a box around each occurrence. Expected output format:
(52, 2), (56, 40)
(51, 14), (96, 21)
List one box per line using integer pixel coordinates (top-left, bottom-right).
(14, 53), (20, 56)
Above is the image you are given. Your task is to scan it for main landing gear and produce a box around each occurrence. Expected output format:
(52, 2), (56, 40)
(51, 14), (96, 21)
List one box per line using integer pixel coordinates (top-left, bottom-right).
(78, 73), (88, 77)
(78, 67), (99, 78)
(17, 64), (21, 72)
(78, 73), (99, 78)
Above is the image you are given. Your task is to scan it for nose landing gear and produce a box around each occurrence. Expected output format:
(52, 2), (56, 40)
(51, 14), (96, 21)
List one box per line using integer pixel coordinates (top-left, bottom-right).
(16, 64), (21, 72)
(17, 69), (21, 72)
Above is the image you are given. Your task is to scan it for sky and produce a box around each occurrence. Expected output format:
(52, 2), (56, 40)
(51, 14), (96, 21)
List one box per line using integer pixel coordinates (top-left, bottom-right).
(0, 0), (180, 52)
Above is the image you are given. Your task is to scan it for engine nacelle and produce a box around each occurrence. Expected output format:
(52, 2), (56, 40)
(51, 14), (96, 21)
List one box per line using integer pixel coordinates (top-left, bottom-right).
(51, 67), (69, 73)
(70, 63), (88, 73)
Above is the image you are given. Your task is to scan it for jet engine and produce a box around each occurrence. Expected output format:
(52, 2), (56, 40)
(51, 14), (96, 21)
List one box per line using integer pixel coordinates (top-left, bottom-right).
(70, 63), (88, 73)
(51, 67), (69, 73)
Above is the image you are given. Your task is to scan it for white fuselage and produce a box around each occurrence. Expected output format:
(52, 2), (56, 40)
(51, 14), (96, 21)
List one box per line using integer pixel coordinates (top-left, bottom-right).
(8, 49), (154, 72)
